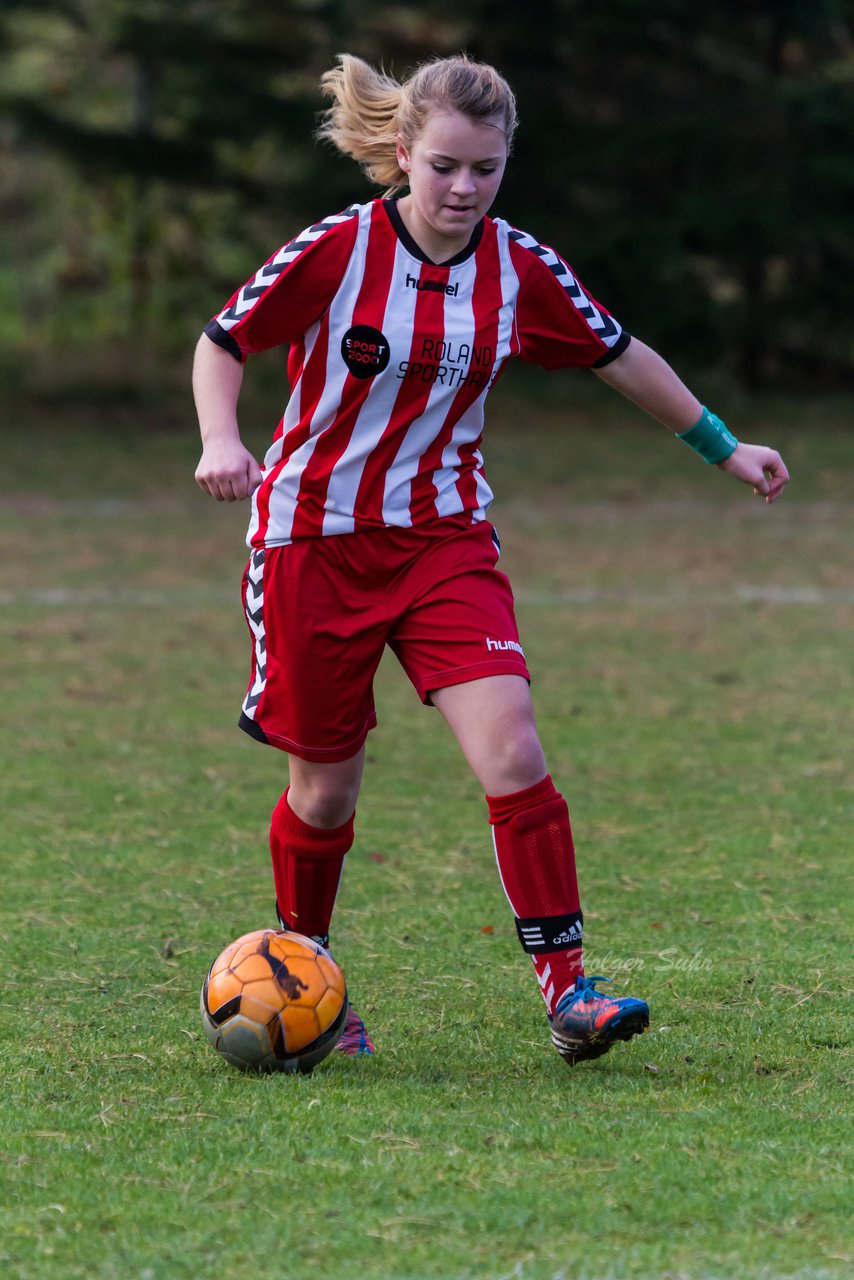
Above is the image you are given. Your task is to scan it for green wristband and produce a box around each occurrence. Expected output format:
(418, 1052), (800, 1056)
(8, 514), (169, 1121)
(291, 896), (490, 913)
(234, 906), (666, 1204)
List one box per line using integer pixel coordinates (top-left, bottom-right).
(677, 407), (739, 464)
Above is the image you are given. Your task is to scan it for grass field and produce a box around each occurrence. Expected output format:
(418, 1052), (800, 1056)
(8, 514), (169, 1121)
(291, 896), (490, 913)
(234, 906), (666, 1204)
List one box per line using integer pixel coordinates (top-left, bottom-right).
(1, 383), (852, 1280)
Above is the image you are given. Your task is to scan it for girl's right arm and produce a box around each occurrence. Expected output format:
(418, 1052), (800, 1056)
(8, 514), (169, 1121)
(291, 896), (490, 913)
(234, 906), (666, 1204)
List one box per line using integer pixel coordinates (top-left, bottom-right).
(193, 334), (263, 502)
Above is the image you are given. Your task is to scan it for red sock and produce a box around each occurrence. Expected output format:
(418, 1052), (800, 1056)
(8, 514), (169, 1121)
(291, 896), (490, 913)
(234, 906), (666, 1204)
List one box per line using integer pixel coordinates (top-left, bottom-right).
(486, 775), (584, 1015)
(269, 790), (354, 944)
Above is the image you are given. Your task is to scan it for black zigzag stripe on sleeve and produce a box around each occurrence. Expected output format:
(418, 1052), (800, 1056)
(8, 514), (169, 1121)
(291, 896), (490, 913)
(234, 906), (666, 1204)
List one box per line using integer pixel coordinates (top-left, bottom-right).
(508, 226), (621, 346)
(216, 205), (361, 331)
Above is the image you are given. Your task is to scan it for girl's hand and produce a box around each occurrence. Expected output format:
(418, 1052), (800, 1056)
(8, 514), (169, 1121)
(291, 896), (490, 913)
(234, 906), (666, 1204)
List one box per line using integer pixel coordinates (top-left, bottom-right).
(195, 440), (263, 502)
(717, 443), (790, 504)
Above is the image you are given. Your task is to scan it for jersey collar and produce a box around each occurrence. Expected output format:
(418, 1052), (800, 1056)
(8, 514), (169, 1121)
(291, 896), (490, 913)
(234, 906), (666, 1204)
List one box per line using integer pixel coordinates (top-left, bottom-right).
(382, 197), (484, 267)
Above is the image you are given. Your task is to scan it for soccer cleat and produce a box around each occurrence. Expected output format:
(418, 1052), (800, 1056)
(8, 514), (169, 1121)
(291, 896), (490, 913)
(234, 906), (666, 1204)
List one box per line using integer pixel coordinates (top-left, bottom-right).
(274, 907), (374, 1056)
(549, 975), (649, 1066)
(275, 904), (329, 951)
(335, 1002), (375, 1056)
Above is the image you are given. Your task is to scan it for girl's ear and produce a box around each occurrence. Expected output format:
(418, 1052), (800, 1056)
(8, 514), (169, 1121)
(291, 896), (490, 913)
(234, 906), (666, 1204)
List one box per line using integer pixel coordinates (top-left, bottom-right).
(396, 135), (411, 174)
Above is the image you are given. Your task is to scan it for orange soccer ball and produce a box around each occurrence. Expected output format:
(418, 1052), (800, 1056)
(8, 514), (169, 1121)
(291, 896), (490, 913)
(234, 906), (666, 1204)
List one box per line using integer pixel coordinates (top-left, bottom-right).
(200, 929), (348, 1073)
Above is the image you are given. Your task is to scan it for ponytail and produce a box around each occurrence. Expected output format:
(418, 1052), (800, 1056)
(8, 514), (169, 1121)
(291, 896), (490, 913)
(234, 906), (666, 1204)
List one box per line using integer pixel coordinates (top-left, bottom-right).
(317, 53), (518, 194)
(317, 55), (405, 190)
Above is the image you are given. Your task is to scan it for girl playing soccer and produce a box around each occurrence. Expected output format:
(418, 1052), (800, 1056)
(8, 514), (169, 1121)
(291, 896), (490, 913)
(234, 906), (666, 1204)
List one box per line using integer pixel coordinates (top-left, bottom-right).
(193, 54), (789, 1065)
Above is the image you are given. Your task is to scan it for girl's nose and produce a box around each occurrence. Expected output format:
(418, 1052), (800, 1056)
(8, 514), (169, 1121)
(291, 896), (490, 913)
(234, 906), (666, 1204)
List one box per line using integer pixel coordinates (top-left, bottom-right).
(450, 169), (477, 196)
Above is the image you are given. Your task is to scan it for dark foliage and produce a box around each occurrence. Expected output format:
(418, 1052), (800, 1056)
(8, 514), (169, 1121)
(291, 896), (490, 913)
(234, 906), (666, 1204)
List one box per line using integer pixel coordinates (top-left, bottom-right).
(1, 0), (852, 389)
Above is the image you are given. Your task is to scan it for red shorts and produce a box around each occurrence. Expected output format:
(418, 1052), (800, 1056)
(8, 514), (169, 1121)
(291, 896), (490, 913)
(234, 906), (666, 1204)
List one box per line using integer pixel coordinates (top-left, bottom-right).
(238, 518), (530, 762)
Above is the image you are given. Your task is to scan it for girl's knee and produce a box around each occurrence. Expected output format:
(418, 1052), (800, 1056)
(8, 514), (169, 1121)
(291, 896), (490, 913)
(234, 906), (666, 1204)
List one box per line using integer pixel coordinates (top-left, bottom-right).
(483, 727), (547, 796)
(287, 754), (363, 829)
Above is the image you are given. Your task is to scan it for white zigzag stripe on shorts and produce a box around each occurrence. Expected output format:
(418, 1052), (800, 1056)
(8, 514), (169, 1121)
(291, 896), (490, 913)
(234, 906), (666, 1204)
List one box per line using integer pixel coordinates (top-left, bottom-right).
(242, 549), (266, 719)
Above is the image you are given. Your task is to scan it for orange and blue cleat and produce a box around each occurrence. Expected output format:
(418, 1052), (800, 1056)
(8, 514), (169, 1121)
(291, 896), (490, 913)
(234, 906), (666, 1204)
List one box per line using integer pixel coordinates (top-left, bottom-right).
(550, 975), (649, 1066)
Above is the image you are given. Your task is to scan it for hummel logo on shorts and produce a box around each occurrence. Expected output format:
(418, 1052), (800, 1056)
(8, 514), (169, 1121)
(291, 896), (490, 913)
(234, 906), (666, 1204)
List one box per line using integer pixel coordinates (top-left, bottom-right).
(486, 637), (525, 656)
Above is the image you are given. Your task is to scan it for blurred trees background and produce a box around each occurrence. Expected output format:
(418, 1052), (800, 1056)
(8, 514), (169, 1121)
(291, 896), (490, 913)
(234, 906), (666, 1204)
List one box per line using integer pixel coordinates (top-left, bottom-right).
(1, 0), (852, 399)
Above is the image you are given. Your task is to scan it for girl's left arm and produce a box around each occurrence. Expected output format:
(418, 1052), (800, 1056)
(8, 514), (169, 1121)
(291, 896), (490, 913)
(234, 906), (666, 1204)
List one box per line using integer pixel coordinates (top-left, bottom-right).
(594, 338), (790, 504)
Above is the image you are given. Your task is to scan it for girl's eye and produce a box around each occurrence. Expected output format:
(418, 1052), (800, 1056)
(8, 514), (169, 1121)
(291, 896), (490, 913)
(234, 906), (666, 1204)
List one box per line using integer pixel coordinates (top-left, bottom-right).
(429, 163), (498, 176)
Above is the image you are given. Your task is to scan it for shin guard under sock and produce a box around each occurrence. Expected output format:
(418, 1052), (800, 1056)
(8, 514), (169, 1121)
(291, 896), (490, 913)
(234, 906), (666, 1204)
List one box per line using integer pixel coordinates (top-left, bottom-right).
(269, 789), (354, 945)
(486, 775), (584, 1015)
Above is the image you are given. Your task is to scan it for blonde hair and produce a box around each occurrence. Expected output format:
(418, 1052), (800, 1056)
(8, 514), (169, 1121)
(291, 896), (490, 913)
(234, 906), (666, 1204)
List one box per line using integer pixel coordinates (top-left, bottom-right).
(317, 54), (518, 193)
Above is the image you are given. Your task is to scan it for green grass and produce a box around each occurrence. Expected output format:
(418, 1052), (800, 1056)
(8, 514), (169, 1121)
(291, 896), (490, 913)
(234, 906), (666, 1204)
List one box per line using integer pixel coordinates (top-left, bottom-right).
(1, 384), (852, 1279)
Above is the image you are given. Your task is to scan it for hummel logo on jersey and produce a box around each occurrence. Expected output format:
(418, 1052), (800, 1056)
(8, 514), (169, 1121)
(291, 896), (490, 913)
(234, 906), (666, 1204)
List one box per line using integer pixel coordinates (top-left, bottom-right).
(486, 637), (525, 656)
(406, 273), (459, 297)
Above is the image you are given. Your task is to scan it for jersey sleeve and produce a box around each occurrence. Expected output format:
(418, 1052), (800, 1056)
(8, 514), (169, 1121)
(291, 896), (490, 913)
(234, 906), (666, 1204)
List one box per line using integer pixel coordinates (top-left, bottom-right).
(508, 228), (631, 371)
(203, 205), (361, 361)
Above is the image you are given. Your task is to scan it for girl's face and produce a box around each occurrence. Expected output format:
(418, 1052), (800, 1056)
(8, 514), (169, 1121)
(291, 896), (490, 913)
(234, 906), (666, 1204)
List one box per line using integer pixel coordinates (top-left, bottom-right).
(396, 109), (508, 260)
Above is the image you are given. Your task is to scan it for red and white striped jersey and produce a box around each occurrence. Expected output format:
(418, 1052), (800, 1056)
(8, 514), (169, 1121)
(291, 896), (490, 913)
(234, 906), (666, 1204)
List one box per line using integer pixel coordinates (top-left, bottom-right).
(205, 198), (630, 547)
